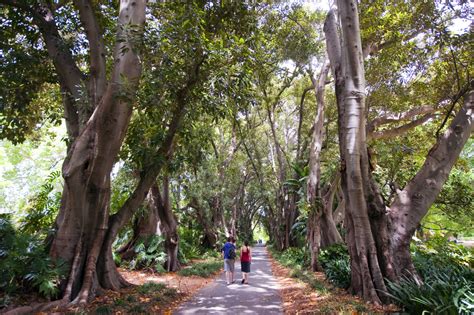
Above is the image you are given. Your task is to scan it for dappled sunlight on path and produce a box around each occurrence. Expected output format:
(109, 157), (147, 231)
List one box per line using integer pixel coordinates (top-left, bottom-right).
(174, 246), (283, 314)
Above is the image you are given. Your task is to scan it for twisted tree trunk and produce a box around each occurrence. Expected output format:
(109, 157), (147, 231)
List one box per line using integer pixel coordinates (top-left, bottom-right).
(325, 1), (474, 304)
(49, 1), (147, 303)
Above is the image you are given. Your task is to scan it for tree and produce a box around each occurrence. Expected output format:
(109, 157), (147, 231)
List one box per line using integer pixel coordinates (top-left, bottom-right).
(325, 0), (473, 304)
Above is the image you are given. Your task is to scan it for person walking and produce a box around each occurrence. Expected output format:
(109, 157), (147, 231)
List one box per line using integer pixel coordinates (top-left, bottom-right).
(221, 236), (236, 285)
(240, 240), (251, 284)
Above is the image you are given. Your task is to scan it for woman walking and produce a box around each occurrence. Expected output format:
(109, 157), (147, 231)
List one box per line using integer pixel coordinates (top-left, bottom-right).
(240, 241), (252, 284)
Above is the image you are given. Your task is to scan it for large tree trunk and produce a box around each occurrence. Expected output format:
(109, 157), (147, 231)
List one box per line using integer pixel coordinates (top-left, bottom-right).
(330, 1), (387, 304)
(49, 0), (146, 304)
(326, 1), (474, 304)
(151, 176), (180, 272)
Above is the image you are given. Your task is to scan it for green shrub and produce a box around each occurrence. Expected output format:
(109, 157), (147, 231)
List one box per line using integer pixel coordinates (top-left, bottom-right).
(388, 237), (474, 314)
(126, 235), (167, 272)
(95, 305), (113, 314)
(278, 247), (310, 269)
(137, 282), (167, 294)
(412, 236), (474, 271)
(0, 216), (66, 298)
(387, 267), (473, 314)
(319, 244), (351, 289)
(178, 260), (221, 277)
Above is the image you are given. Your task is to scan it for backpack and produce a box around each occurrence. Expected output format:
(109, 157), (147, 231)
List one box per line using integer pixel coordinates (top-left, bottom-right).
(228, 246), (236, 259)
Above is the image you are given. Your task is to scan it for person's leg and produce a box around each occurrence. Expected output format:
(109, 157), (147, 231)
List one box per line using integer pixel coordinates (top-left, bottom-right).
(230, 260), (235, 283)
(224, 259), (231, 284)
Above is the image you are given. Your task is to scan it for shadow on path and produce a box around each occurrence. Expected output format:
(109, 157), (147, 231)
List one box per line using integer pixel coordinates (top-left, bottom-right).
(175, 246), (283, 314)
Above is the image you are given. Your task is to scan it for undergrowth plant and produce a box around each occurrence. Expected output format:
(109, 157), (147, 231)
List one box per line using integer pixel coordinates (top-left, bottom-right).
(0, 216), (66, 301)
(129, 235), (167, 273)
(319, 243), (351, 289)
(387, 236), (474, 314)
(178, 260), (221, 277)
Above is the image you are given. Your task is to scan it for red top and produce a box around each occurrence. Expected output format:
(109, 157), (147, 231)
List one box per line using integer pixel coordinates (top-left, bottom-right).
(240, 247), (251, 262)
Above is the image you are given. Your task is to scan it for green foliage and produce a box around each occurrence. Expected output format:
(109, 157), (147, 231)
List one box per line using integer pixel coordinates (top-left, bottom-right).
(319, 244), (351, 289)
(177, 260), (221, 277)
(18, 170), (61, 237)
(387, 237), (474, 314)
(137, 282), (166, 294)
(124, 235), (167, 273)
(0, 216), (66, 298)
(412, 236), (474, 270)
(95, 305), (113, 315)
(178, 226), (206, 263)
(278, 247), (310, 269)
(387, 268), (473, 314)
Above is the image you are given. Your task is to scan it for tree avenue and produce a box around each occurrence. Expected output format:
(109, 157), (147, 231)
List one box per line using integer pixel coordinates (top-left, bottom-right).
(0, 0), (472, 313)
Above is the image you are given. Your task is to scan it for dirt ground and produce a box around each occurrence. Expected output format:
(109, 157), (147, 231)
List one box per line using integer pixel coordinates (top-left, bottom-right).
(267, 253), (399, 314)
(3, 257), (400, 314)
(1, 267), (221, 314)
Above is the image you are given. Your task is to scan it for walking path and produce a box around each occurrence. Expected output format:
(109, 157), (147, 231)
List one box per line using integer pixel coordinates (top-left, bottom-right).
(175, 246), (283, 314)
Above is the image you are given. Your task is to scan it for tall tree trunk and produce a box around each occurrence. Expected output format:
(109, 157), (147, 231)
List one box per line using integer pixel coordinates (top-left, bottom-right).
(151, 176), (180, 272)
(330, 1), (387, 304)
(306, 60), (330, 271)
(49, 0), (146, 303)
(189, 197), (218, 248)
(326, 1), (474, 304)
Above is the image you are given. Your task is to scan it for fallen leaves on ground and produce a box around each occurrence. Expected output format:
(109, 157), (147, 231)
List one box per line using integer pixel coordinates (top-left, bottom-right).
(268, 253), (399, 314)
(2, 264), (221, 315)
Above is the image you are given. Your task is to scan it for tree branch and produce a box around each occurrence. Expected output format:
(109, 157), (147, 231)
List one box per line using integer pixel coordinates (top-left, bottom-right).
(369, 113), (436, 140)
(73, 0), (107, 107)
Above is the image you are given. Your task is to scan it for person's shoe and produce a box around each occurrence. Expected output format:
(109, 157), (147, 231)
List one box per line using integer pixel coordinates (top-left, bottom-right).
(241, 279), (245, 284)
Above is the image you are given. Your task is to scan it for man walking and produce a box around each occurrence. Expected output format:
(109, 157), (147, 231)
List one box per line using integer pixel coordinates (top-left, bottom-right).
(221, 236), (236, 285)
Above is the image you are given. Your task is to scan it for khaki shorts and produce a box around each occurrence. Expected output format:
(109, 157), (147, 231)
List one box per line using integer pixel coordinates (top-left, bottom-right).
(224, 259), (235, 272)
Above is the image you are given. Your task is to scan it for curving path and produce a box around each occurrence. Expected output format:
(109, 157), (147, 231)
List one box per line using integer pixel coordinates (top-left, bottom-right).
(175, 245), (283, 314)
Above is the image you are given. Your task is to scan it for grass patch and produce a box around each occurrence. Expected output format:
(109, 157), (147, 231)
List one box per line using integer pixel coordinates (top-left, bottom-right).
(137, 282), (166, 294)
(95, 305), (113, 314)
(289, 268), (328, 294)
(128, 304), (146, 314)
(178, 260), (222, 277)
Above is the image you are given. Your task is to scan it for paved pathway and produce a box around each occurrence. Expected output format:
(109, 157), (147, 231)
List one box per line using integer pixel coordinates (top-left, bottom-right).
(175, 246), (283, 314)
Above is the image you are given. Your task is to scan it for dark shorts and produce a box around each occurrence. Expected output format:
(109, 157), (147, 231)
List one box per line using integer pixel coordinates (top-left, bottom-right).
(241, 261), (251, 273)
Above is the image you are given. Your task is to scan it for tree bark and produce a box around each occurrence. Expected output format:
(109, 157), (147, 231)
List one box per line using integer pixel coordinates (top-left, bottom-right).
(389, 86), (473, 277)
(151, 176), (180, 272)
(49, 0), (146, 304)
(326, 1), (474, 305)
(330, 1), (387, 304)
(306, 60), (330, 271)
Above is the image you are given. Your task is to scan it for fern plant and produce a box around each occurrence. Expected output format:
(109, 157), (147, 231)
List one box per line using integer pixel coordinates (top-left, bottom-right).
(0, 216), (66, 299)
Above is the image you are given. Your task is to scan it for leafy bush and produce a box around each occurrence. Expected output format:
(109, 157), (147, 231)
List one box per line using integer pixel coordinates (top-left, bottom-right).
(319, 244), (351, 289)
(387, 267), (473, 314)
(412, 235), (474, 270)
(178, 260), (222, 277)
(126, 235), (167, 272)
(0, 216), (66, 299)
(387, 237), (474, 314)
(137, 282), (166, 294)
(18, 170), (62, 237)
(278, 247), (310, 269)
